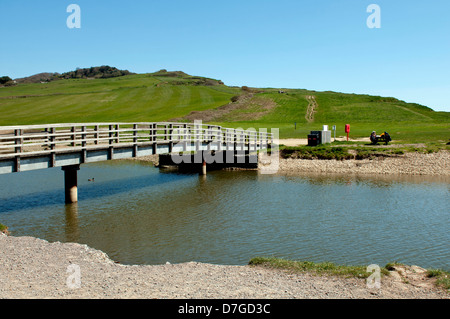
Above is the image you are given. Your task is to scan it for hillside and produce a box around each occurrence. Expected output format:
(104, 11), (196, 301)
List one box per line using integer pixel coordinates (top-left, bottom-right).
(0, 70), (237, 125)
(14, 72), (60, 84)
(0, 69), (448, 142)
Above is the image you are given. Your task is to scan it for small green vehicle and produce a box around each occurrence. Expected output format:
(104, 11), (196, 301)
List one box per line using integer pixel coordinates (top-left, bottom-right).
(370, 131), (391, 145)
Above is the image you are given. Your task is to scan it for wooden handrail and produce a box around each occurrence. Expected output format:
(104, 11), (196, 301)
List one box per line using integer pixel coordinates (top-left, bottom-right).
(0, 122), (273, 157)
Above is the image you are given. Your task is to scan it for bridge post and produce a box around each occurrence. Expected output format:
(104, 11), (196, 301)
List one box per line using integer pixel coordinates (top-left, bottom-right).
(62, 164), (80, 204)
(70, 126), (76, 147)
(133, 124), (138, 157)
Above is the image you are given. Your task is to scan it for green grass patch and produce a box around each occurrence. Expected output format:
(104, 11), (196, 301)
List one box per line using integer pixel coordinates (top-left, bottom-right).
(279, 145), (354, 160)
(330, 140), (367, 146)
(278, 142), (449, 161)
(248, 257), (389, 278)
(426, 269), (450, 290)
(0, 223), (8, 233)
(250, 258), (450, 291)
(279, 144), (410, 160)
(402, 143), (450, 154)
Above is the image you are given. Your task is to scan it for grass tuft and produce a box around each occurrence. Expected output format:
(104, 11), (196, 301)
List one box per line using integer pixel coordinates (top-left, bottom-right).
(426, 269), (450, 290)
(0, 223), (9, 234)
(249, 257), (389, 278)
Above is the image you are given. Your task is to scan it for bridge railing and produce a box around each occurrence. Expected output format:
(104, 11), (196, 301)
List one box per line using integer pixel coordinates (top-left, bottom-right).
(0, 122), (273, 158)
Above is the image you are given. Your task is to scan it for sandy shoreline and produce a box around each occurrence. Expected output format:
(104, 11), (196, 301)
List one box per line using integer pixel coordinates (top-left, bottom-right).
(0, 233), (448, 299)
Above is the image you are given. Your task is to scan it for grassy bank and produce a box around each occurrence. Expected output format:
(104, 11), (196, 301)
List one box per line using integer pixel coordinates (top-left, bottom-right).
(279, 142), (450, 160)
(426, 269), (450, 290)
(249, 257), (450, 290)
(249, 257), (389, 279)
(280, 145), (355, 160)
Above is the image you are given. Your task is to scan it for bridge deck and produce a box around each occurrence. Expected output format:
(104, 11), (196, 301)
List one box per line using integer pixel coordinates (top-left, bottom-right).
(0, 122), (273, 174)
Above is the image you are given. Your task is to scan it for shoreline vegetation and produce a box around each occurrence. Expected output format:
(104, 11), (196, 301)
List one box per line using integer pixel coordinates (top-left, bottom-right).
(0, 233), (448, 299)
(0, 223), (9, 235)
(249, 257), (450, 291)
(279, 142), (449, 161)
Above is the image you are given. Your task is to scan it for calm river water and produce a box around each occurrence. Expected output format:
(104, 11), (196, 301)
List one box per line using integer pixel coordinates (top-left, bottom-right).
(0, 161), (448, 270)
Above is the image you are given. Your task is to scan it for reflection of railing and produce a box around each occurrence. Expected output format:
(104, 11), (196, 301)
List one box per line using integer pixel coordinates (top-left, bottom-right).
(0, 122), (273, 159)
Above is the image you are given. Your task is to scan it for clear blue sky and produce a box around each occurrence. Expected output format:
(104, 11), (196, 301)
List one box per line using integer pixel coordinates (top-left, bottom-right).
(1, 0), (449, 111)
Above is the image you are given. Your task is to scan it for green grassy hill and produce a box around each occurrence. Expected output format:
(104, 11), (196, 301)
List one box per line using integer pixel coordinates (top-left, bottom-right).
(0, 71), (237, 124)
(217, 89), (449, 142)
(0, 70), (448, 142)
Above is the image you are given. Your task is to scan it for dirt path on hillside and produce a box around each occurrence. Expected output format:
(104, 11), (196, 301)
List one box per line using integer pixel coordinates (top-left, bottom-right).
(305, 96), (318, 122)
(170, 93), (277, 123)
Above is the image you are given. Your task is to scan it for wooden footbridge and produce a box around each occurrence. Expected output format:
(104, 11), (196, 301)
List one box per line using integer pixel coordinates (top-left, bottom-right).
(0, 122), (273, 203)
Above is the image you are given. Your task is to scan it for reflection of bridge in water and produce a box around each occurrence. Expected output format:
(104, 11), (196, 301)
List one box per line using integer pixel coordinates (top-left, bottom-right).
(0, 122), (273, 203)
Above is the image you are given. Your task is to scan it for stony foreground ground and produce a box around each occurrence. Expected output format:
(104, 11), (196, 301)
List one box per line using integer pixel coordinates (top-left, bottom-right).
(0, 233), (448, 299)
(261, 150), (449, 176)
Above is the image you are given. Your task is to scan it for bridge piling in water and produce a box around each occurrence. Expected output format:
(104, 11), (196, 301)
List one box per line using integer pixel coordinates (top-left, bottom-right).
(62, 164), (80, 204)
(201, 160), (207, 175)
(158, 150), (259, 173)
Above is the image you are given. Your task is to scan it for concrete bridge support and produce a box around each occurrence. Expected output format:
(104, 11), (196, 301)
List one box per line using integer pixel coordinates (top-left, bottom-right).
(62, 164), (80, 204)
(158, 150), (258, 173)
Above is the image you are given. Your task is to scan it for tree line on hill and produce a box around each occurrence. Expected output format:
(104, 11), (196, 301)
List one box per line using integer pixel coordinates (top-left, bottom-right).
(8, 66), (134, 84)
(59, 65), (134, 79)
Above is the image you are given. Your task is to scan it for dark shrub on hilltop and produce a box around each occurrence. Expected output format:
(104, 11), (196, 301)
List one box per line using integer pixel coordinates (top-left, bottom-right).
(0, 76), (12, 84)
(59, 65), (134, 79)
(15, 66), (134, 83)
(0, 76), (15, 86)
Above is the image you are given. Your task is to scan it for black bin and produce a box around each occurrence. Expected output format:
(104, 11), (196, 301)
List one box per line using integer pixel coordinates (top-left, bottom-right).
(310, 130), (322, 144)
(308, 134), (319, 146)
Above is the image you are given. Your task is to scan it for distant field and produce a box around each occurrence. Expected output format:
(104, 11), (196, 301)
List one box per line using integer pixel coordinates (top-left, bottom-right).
(0, 71), (448, 143)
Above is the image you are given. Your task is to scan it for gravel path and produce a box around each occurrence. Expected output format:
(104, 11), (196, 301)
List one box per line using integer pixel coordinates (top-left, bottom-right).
(0, 233), (448, 299)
